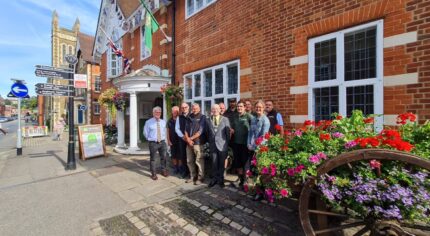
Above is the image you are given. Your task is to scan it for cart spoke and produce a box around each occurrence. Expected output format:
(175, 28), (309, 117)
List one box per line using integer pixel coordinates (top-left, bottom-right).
(352, 225), (370, 236)
(315, 221), (366, 235)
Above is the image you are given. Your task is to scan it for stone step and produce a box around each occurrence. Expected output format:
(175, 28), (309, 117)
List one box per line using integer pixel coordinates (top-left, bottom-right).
(185, 187), (304, 235)
(99, 214), (143, 236)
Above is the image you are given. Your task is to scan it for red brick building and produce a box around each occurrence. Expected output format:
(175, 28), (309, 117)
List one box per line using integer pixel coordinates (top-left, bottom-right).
(94, 0), (430, 150)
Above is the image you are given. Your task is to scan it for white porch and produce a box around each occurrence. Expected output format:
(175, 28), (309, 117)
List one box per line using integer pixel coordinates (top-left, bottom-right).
(112, 67), (170, 155)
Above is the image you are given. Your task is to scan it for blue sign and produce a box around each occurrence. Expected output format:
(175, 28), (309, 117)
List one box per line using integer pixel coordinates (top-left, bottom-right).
(79, 105), (87, 111)
(11, 83), (29, 98)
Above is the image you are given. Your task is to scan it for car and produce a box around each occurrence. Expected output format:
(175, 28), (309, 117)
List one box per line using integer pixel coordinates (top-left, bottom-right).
(0, 117), (8, 123)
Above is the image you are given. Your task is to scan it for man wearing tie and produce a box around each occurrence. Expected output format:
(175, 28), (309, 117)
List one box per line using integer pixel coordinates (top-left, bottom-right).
(207, 104), (231, 188)
(144, 106), (168, 180)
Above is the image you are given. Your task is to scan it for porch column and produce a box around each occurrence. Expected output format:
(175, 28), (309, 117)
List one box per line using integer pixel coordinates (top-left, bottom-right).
(115, 110), (125, 148)
(128, 91), (140, 151)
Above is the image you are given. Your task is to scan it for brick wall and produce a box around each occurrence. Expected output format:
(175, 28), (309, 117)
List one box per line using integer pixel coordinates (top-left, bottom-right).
(174, 0), (430, 125)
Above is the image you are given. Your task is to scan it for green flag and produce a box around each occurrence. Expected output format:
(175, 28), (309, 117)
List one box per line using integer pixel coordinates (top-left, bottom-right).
(141, 0), (159, 51)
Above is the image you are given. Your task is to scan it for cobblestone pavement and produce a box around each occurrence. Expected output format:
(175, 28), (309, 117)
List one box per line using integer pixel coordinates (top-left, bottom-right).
(91, 185), (304, 236)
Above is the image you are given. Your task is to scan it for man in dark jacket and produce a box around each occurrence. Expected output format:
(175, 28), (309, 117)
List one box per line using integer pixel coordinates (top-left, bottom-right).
(175, 103), (191, 178)
(265, 100), (284, 135)
(206, 104), (231, 188)
(184, 103), (207, 185)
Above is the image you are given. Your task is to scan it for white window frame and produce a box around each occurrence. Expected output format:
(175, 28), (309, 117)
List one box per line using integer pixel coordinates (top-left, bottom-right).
(94, 76), (101, 92)
(140, 25), (151, 60)
(107, 39), (123, 79)
(93, 102), (101, 115)
(185, 0), (217, 19)
(308, 20), (384, 129)
(184, 60), (240, 116)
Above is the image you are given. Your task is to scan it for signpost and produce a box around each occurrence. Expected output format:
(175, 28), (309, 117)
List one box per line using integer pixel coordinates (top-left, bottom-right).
(64, 55), (78, 171)
(10, 79), (28, 156)
(35, 89), (74, 97)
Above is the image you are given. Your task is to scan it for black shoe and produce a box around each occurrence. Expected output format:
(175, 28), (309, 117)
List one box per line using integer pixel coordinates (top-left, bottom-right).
(218, 182), (225, 188)
(151, 174), (158, 181)
(253, 194), (263, 201)
(208, 180), (217, 188)
(229, 182), (237, 188)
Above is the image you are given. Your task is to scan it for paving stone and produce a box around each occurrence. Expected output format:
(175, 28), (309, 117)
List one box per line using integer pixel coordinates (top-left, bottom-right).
(264, 216), (274, 222)
(210, 194), (218, 198)
(133, 206), (191, 236)
(176, 218), (188, 227)
(129, 216), (140, 223)
(213, 212), (224, 220)
(244, 208), (254, 214)
(140, 227), (151, 235)
(252, 212), (263, 218)
(161, 207), (172, 215)
(205, 209), (214, 215)
(153, 204), (164, 211)
(90, 222), (100, 229)
(196, 231), (209, 236)
(184, 224), (199, 235)
(168, 213), (179, 221)
(118, 189), (144, 203)
(204, 191), (211, 195)
(241, 227), (251, 235)
(163, 199), (242, 235)
(99, 215), (142, 236)
(235, 205), (244, 210)
(224, 199), (236, 205)
(229, 221), (243, 230)
(200, 205), (209, 211)
(134, 221), (147, 229)
(92, 227), (104, 235)
(249, 231), (261, 236)
(124, 212), (134, 218)
(221, 217), (231, 224)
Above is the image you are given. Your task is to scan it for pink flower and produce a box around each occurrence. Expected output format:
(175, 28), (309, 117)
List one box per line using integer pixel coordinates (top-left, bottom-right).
(309, 155), (320, 164)
(370, 160), (381, 169)
(327, 175), (336, 183)
(294, 130), (303, 137)
(287, 168), (295, 176)
(261, 167), (269, 175)
(251, 157), (257, 166)
(255, 136), (264, 146)
(246, 170), (253, 177)
(295, 164), (305, 173)
(280, 189), (289, 197)
(270, 163), (277, 176)
(265, 188), (274, 203)
(317, 152), (327, 160)
(243, 184), (249, 192)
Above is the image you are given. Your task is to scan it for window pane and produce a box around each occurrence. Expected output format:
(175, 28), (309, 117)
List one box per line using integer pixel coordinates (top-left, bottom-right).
(315, 39), (336, 82)
(194, 74), (201, 97)
(214, 98), (224, 105)
(215, 68), (223, 94)
(187, 0), (194, 15)
(314, 86), (339, 121)
(196, 0), (204, 9)
(185, 76), (192, 99)
(344, 27), (376, 81)
(204, 70), (212, 97)
(204, 100), (211, 116)
(227, 64), (238, 94)
(346, 85), (374, 116)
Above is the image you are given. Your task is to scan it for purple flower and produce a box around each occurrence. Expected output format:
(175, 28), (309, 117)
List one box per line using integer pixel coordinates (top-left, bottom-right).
(345, 140), (357, 149)
(332, 132), (344, 138)
(412, 172), (428, 184)
(317, 152), (327, 160)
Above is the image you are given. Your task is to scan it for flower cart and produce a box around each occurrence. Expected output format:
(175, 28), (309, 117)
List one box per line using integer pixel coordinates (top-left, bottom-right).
(248, 111), (430, 236)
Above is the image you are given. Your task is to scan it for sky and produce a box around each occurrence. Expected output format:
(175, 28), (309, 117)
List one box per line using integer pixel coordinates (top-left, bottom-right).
(0, 0), (100, 98)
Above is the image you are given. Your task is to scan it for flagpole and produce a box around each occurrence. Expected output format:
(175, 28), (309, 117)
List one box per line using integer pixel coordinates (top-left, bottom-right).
(139, 0), (172, 42)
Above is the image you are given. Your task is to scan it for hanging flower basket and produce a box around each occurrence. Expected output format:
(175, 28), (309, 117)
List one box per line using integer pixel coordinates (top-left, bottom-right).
(161, 84), (183, 118)
(98, 88), (118, 121)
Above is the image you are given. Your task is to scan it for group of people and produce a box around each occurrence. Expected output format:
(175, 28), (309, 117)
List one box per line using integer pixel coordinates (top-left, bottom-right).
(143, 99), (283, 197)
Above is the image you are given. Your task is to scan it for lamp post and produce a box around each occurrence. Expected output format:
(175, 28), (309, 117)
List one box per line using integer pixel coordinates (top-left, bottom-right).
(65, 55), (78, 170)
(10, 79), (27, 156)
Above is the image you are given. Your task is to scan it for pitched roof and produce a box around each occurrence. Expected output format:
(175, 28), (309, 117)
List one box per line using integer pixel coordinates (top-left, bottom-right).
(77, 32), (96, 63)
(117, 0), (141, 19)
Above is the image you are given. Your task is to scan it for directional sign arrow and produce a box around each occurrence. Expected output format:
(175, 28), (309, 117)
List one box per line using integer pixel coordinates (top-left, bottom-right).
(13, 87), (27, 93)
(35, 65), (73, 72)
(35, 69), (72, 79)
(36, 89), (74, 97)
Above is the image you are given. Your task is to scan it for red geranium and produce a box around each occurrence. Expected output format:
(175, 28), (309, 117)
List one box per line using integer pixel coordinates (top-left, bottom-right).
(396, 112), (416, 124)
(264, 132), (271, 140)
(336, 115), (343, 120)
(364, 117), (374, 124)
(319, 133), (331, 141)
(274, 124), (282, 131)
(259, 145), (269, 153)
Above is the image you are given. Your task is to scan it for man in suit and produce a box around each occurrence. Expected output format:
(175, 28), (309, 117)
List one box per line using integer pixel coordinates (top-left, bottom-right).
(206, 104), (231, 188)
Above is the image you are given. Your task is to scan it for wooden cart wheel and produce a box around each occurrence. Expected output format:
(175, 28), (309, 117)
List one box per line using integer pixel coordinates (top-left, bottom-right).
(299, 149), (430, 236)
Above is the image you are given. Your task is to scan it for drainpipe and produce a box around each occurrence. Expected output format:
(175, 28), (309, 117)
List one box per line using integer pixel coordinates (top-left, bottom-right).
(171, 0), (176, 85)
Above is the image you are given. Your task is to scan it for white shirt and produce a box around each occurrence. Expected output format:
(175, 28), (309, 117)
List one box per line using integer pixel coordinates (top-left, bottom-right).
(144, 117), (167, 142)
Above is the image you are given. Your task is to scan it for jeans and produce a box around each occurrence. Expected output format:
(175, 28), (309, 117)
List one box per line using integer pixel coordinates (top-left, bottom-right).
(148, 141), (167, 175)
(211, 149), (227, 184)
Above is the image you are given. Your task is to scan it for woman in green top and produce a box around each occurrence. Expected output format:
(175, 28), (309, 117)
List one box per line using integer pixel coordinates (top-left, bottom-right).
(231, 100), (252, 188)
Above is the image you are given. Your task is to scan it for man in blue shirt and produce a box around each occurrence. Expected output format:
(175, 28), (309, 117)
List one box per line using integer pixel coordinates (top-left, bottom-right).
(144, 106), (168, 180)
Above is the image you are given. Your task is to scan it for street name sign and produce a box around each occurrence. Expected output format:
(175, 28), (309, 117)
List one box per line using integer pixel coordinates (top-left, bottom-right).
(35, 88), (74, 97)
(11, 83), (29, 98)
(35, 83), (72, 91)
(34, 65), (73, 79)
